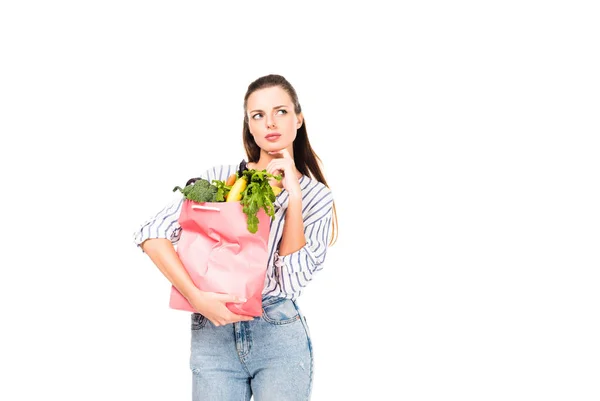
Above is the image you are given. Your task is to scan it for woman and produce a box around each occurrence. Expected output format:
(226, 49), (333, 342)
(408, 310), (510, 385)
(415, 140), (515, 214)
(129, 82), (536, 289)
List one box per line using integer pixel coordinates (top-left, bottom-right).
(133, 74), (338, 401)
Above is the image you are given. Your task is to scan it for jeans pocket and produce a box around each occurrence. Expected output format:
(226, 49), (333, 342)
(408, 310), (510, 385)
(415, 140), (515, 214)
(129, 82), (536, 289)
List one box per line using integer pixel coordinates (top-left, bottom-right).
(261, 298), (301, 325)
(302, 315), (311, 339)
(191, 313), (208, 330)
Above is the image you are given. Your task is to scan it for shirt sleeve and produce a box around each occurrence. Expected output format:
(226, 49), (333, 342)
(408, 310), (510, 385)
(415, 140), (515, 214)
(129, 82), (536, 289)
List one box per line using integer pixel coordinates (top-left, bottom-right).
(274, 188), (334, 294)
(132, 196), (184, 252)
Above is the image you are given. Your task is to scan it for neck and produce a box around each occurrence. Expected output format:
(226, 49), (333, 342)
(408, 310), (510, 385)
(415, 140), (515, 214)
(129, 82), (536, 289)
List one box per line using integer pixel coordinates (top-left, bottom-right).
(247, 148), (303, 179)
(251, 148), (294, 170)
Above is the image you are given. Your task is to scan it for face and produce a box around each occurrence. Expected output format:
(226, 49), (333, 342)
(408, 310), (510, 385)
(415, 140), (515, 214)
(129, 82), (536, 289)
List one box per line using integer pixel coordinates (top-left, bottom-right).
(246, 86), (303, 153)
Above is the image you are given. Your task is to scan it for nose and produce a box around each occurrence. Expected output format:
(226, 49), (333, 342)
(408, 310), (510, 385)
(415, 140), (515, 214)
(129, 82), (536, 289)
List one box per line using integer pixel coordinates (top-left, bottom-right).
(265, 116), (276, 129)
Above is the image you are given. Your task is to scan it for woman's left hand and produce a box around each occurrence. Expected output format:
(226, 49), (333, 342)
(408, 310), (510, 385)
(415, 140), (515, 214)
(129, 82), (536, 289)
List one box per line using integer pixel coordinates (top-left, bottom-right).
(267, 149), (301, 198)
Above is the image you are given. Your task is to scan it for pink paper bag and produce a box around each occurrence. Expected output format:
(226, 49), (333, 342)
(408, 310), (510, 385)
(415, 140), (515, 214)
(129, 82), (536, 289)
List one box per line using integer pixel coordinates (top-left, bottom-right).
(169, 199), (271, 317)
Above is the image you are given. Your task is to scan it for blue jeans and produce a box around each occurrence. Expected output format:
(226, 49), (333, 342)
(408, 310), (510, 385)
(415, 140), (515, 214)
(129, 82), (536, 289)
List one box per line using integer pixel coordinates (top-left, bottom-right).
(190, 296), (314, 401)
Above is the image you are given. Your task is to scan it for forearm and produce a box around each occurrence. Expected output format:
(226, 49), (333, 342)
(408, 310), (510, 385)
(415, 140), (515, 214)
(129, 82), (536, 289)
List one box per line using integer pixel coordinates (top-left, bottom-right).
(278, 194), (306, 256)
(141, 238), (201, 302)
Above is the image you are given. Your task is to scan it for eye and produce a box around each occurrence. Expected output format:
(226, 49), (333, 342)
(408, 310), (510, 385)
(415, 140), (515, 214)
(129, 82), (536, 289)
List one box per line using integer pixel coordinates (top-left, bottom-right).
(276, 109), (287, 115)
(252, 113), (263, 120)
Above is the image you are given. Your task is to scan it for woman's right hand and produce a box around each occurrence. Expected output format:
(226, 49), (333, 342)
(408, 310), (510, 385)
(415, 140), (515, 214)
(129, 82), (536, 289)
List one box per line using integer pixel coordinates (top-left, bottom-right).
(188, 290), (255, 326)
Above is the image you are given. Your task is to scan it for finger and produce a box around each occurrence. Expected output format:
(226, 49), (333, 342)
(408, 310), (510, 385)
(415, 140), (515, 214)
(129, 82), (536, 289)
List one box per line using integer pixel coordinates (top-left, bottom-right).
(268, 159), (293, 172)
(220, 294), (247, 303)
(266, 164), (284, 176)
(267, 167), (282, 177)
(235, 315), (255, 322)
(267, 161), (289, 174)
(267, 159), (286, 168)
(227, 312), (254, 324)
(280, 148), (292, 159)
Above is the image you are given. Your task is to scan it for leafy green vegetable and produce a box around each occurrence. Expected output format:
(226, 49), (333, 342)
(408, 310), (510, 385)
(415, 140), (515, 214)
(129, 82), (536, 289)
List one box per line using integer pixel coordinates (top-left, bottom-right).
(239, 169), (281, 233)
(211, 179), (230, 202)
(173, 178), (218, 203)
(172, 169), (281, 234)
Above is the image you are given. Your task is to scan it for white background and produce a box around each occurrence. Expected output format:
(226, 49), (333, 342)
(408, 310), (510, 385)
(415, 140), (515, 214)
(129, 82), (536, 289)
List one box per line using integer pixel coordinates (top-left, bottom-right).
(1, 1), (599, 400)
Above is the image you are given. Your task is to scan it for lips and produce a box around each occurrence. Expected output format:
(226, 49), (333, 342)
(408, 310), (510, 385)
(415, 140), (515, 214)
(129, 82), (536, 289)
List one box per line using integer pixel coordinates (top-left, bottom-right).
(265, 133), (281, 141)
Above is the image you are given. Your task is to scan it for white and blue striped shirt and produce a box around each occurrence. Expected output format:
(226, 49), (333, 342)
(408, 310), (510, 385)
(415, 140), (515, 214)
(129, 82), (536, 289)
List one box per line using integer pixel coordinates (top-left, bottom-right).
(133, 162), (334, 300)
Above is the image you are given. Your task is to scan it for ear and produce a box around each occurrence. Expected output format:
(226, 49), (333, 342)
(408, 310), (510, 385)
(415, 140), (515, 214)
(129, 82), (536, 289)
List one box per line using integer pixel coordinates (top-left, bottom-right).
(296, 113), (303, 129)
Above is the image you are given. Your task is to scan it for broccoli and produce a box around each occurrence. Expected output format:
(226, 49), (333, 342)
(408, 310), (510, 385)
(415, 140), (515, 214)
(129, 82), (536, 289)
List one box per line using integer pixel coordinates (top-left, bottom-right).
(173, 178), (218, 203)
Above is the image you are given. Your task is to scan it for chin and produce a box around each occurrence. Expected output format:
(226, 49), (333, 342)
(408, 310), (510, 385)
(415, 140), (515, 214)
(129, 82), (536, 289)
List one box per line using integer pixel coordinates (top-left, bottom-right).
(260, 142), (292, 153)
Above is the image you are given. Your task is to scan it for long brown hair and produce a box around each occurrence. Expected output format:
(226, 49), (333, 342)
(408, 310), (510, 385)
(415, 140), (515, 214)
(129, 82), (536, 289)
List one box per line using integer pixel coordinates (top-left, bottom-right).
(242, 74), (338, 246)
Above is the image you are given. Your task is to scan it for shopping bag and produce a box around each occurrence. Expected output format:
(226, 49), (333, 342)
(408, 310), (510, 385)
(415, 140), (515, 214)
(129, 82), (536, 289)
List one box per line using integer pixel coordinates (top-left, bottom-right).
(168, 199), (271, 317)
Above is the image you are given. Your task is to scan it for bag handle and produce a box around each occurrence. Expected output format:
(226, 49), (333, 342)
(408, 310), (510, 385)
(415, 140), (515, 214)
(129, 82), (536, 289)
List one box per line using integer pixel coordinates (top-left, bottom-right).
(191, 205), (221, 212)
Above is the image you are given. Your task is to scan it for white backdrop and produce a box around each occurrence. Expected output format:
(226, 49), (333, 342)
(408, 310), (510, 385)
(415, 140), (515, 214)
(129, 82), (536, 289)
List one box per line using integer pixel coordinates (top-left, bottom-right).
(1, 1), (599, 400)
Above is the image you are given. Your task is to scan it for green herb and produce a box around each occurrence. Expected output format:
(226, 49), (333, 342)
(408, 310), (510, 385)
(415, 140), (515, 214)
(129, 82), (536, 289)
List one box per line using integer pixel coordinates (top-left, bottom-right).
(239, 169), (282, 233)
(211, 179), (231, 202)
(172, 169), (281, 234)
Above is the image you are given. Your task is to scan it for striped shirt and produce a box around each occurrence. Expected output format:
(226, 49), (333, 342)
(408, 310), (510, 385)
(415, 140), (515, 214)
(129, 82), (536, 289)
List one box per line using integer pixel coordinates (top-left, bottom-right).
(132, 162), (334, 300)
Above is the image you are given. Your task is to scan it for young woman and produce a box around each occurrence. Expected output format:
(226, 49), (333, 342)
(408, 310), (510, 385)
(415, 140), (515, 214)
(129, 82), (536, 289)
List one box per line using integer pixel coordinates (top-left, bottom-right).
(133, 74), (338, 401)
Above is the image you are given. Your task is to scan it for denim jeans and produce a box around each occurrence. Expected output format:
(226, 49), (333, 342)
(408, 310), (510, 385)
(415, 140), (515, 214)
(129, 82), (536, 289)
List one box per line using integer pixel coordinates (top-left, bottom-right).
(190, 296), (314, 401)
